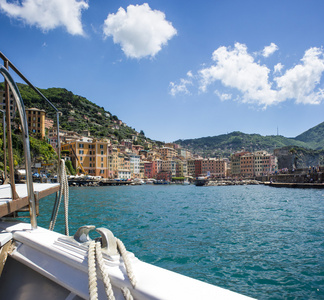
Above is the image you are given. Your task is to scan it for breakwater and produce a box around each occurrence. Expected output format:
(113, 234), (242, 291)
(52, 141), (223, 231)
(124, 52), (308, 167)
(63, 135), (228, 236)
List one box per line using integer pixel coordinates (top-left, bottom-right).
(206, 179), (260, 186)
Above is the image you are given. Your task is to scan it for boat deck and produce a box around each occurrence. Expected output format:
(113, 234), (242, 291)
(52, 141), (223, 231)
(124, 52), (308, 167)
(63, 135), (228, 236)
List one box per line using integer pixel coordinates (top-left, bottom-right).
(0, 183), (60, 218)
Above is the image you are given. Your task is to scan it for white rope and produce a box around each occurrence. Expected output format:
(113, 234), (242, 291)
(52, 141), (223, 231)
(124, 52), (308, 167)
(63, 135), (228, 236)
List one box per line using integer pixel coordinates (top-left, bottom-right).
(121, 287), (134, 300)
(116, 238), (137, 289)
(88, 239), (136, 300)
(49, 159), (69, 235)
(88, 241), (98, 300)
(95, 242), (115, 300)
(62, 159), (69, 236)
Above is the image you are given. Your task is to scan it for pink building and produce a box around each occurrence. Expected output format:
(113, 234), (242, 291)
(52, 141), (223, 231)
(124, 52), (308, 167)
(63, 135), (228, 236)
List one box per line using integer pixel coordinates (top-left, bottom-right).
(144, 162), (153, 178)
(152, 160), (162, 178)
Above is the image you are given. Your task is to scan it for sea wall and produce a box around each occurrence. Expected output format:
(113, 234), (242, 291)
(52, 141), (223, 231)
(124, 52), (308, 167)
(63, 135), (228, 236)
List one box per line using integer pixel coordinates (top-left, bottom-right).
(256, 172), (323, 184)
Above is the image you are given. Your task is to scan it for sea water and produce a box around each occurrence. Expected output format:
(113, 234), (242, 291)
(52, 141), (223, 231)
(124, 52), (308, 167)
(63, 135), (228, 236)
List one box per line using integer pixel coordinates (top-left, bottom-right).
(36, 184), (324, 299)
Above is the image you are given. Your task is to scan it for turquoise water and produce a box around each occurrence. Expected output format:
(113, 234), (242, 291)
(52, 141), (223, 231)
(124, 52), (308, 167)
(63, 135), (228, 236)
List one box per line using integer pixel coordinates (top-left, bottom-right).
(36, 185), (324, 299)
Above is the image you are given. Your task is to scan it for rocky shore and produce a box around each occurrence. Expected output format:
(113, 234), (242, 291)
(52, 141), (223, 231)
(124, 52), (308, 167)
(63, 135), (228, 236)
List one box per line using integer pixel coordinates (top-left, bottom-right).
(206, 179), (261, 186)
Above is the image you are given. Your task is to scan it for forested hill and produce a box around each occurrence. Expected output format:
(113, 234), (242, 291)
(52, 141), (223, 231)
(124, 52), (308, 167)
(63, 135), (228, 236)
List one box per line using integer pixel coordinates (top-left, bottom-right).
(1, 82), (150, 144)
(294, 121), (324, 149)
(175, 122), (324, 158)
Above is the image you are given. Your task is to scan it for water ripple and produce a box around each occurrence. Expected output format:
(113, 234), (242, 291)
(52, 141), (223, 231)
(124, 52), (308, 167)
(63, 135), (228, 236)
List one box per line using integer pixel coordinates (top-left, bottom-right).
(36, 185), (324, 299)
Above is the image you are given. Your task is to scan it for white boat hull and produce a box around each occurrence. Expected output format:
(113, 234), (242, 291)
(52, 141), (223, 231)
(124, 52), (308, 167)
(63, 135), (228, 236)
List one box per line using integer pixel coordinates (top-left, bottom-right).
(0, 222), (253, 300)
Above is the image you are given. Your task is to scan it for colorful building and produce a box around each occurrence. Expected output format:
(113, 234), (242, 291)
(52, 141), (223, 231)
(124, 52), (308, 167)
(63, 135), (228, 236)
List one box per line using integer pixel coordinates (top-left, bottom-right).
(61, 139), (109, 178)
(144, 161), (153, 178)
(26, 107), (46, 138)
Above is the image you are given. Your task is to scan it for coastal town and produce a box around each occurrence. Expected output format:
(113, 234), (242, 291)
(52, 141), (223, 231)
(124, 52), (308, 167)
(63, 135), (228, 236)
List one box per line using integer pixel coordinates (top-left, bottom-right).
(1, 86), (323, 186)
(10, 105), (321, 183)
(19, 105), (279, 181)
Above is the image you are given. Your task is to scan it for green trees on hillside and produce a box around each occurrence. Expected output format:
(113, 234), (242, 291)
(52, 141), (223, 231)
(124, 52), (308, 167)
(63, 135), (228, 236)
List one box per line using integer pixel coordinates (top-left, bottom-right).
(0, 123), (57, 171)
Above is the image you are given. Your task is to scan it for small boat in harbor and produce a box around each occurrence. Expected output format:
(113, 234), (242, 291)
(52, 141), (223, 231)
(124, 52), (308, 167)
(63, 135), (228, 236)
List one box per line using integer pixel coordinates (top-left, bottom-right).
(194, 176), (208, 186)
(0, 52), (253, 299)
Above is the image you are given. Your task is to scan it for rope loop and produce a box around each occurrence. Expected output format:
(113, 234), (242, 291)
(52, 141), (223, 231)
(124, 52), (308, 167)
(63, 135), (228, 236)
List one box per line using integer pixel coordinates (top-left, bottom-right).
(116, 238), (137, 288)
(49, 159), (69, 235)
(88, 239), (136, 300)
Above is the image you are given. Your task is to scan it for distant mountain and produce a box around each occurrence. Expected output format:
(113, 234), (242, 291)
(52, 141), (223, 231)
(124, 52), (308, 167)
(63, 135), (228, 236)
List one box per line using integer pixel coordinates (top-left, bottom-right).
(174, 123), (324, 158)
(294, 122), (324, 149)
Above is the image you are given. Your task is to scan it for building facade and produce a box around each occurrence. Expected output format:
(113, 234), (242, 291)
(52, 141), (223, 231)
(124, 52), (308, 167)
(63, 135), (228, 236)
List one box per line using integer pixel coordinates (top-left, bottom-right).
(26, 108), (46, 138)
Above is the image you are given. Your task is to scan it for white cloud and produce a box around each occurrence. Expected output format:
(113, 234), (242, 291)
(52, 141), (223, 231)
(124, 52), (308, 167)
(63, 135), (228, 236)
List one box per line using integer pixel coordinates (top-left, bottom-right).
(103, 3), (177, 59)
(199, 43), (278, 107)
(0, 0), (88, 35)
(169, 78), (192, 96)
(262, 43), (278, 57)
(215, 90), (232, 101)
(274, 62), (284, 74)
(172, 43), (324, 108)
(275, 47), (324, 104)
(187, 71), (193, 78)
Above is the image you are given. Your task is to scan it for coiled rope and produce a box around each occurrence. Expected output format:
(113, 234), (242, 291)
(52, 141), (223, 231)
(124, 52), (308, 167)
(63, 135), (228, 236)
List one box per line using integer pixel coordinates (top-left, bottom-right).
(49, 159), (69, 235)
(88, 239), (136, 300)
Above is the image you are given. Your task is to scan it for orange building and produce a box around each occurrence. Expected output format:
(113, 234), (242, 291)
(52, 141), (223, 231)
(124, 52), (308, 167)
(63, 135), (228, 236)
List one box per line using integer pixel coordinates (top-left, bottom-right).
(230, 151), (249, 177)
(201, 158), (228, 178)
(240, 153), (255, 177)
(159, 147), (177, 160)
(62, 139), (109, 178)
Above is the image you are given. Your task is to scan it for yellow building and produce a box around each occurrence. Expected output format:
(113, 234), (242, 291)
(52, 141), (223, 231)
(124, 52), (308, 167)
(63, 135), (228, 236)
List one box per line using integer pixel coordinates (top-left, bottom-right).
(108, 147), (119, 178)
(62, 139), (109, 178)
(26, 107), (46, 138)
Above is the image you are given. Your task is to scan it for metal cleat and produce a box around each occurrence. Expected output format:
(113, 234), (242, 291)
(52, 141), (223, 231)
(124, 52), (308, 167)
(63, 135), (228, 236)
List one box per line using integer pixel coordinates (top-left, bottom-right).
(74, 225), (96, 243)
(96, 227), (119, 257)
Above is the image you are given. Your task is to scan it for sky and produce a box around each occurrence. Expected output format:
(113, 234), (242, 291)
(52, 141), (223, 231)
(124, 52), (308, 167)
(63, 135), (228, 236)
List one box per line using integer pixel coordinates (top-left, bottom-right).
(0, 0), (323, 143)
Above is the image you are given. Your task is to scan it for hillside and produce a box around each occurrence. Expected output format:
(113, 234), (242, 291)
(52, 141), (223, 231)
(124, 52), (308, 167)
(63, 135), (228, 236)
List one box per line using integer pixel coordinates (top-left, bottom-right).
(1, 81), (322, 160)
(0, 82), (152, 146)
(294, 121), (324, 149)
(175, 123), (324, 158)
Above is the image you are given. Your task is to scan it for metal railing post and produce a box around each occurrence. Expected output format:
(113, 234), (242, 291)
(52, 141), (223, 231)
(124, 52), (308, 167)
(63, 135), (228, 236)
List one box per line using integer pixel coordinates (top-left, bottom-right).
(3, 60), (18, 199)
(0, 109), (6, 179)
(0, 66), (37, 229)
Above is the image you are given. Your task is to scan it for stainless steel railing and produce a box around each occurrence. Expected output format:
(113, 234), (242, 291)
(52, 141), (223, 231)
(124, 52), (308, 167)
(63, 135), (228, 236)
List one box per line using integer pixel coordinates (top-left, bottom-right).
(0, 66), (37, 228)
(0, 51), (62, 230)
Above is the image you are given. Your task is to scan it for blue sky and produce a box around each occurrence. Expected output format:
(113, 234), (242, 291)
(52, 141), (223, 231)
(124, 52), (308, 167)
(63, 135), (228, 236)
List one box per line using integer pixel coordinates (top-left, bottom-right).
(0, 0), (323, 142)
